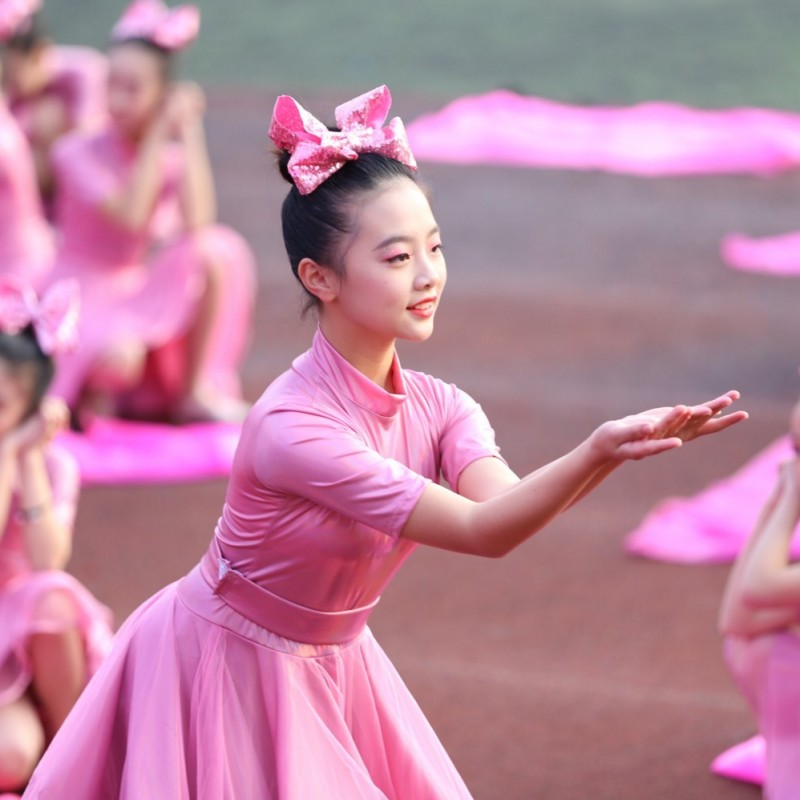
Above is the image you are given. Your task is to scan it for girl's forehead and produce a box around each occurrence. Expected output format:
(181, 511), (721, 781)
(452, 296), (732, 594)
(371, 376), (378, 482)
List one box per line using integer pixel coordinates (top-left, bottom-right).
(351, 179), (436, 234)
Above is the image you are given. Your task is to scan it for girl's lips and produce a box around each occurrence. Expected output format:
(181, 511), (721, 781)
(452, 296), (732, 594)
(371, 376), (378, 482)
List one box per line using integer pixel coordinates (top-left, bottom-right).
(407, 297), (437, 317)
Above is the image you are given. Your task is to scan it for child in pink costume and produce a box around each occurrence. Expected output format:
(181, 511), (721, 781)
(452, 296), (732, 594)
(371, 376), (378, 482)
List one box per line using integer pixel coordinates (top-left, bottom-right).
(719, 401), (800, 800)
(0, 279), (112, 795)
(0, 2), (107, 206)
(0, 91), (51, 288)
(46, 0), (255, 424)
(23, 86), (747, 799)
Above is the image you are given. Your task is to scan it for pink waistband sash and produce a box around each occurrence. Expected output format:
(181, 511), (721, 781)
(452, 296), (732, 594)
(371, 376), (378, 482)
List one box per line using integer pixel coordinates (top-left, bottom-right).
(198, 540), (380, 645)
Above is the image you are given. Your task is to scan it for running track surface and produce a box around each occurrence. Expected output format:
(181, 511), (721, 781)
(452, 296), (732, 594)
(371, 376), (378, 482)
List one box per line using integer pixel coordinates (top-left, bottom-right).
(69, 89), (797, 800)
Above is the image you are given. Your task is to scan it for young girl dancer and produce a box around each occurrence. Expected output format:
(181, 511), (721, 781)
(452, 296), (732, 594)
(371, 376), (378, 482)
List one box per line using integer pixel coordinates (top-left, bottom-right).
(46, 0), (255, 424)
(0, 0), (107, 206)
(718, 401), (800, 800)
(23, 86), (747, 799)
(0, 279), (112, 796)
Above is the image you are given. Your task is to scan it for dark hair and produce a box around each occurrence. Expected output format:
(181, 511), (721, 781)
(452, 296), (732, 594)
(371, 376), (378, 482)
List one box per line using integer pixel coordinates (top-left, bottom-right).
(6, 12), (48, 53)
(277, 149), (418, 311)
(107, 37), (176, 82)
(0, 325), (54, 419)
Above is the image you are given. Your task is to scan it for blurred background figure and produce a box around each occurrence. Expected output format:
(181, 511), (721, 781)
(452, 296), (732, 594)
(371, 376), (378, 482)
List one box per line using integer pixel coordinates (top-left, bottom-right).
(0, 0), (107, 211)
(0, 29), (51, 289)
(718, 399), (800, 800)
(46, 0), (256, 427)
(0, 279), (112, 795)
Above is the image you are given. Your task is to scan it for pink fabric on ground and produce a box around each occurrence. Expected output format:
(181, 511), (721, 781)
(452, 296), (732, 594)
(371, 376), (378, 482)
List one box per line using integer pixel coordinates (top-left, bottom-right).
(721, 231), (800, 276)
(56, 417), (241, 485)
(407, 91), (800, 175)
(625, 436), (798, 563)
(711, 734), (765, 786)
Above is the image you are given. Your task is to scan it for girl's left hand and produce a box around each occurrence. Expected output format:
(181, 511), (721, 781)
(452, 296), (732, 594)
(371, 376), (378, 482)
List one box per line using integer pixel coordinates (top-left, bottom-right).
(652, 390), (748, 443)
(9, 398), (69, 454)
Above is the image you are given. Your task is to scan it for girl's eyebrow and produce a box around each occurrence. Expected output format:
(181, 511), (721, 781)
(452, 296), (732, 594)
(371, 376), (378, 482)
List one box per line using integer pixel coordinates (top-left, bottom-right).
(373, 227), (440, 252)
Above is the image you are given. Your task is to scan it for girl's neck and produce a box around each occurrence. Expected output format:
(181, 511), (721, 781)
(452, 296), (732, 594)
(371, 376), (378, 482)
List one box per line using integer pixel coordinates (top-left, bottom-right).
(319, 318), (396, 393)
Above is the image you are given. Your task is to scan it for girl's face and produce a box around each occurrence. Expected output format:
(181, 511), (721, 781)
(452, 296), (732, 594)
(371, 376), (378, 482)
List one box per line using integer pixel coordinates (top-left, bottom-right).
(0, 360), (34, 435)
(326, 177), (446, 346)
(107, 43), (166, 138)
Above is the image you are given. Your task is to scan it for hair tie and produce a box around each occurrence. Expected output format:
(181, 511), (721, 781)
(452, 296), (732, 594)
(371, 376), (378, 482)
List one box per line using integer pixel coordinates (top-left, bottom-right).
(0, 278), (80, 355)
(0, 0), (40, 42)
(111, 0), (200, 52)
(268, 85), (417, 195)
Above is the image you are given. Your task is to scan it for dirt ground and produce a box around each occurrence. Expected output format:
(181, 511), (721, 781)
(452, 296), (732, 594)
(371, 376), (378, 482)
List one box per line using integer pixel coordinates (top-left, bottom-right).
(65, 89), (800, 799)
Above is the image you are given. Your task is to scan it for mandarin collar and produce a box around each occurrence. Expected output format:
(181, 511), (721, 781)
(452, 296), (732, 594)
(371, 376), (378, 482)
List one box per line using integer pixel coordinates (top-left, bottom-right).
(311, 328), (407, 418)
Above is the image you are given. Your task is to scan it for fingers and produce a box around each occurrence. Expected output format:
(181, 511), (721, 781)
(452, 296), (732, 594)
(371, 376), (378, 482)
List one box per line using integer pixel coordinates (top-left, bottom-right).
(618, 436), (683, 461)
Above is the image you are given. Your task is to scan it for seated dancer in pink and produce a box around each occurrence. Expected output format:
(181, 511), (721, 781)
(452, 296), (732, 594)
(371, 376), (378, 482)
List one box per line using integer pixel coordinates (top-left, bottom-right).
(23, 86), (747, 800)
(0, 0), (107, 208)
(0, 279), (113, 796)
(46, 0), (255, 425)
(719, 400), (800, 800)
(0, 80), (50, 289)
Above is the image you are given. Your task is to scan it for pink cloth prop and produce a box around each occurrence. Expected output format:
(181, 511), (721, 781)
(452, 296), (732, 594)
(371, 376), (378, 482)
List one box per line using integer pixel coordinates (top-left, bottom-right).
(0, 102), (52, 287)
(721, 231), (800, 276)
(718, 633), (800, 797)
(0, 446), (113, 705)
(56, 417), (241, 485)
(711, 734), (765, 786)
(23, 329), (505, 798)
(269, 85), (417, 195)
(406, 91), (800, 175)
(625, 435), (797, 563)
(0, 0), (39, 41)
(46, 127), (255, 412)
(0, 277), (79, 354)
(112, 0), (199, 51)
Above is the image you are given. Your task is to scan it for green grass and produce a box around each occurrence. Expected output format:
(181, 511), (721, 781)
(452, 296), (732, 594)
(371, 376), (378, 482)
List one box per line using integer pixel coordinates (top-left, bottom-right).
(44, 0), (800, 107)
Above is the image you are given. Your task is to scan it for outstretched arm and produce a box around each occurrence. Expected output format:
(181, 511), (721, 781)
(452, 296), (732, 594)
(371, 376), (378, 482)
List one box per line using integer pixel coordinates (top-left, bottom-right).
(403, 392), (747, 557)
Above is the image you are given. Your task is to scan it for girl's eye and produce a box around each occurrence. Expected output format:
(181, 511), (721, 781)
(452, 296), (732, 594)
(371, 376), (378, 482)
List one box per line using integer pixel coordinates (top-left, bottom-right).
(387, 253), (410, 264)
(432, 243), (444, 254)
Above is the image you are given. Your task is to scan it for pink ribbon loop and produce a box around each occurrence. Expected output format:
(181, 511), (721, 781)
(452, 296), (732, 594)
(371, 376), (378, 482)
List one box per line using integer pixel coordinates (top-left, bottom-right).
(0, 0), (41, 42)
(269, 85), (417, 195)
(112, 0), (200, 52)
(0, 278), (80, 355)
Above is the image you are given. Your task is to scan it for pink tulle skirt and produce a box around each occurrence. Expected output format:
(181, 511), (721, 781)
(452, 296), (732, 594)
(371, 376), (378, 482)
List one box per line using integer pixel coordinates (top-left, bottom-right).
(23, 565), (473, 799)
(48, 224), (256, 413)
(0, 570), (113, 706)
(724, 632), (800, 800)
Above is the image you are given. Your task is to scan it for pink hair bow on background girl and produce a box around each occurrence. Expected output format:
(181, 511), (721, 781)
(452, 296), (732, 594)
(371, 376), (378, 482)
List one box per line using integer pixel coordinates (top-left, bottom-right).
(0, 278), (80, 355)
(0, 0), (40, 41)
(112, 0), (200, 51)
(269, 85), (418, 195)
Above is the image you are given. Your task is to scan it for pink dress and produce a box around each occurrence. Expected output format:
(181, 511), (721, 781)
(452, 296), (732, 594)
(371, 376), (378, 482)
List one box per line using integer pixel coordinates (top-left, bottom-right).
(23, 329), (505, 799)
(46, 126), (256, 415)
(0, 445), (113, 708)
(8, 46), (107, 144)
(724, 632), (800, 799)
(0, 100), (52, 288)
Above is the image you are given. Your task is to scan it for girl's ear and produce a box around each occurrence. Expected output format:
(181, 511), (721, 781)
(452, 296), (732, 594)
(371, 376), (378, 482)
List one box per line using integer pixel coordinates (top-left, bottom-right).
(297, 258), (340, 304)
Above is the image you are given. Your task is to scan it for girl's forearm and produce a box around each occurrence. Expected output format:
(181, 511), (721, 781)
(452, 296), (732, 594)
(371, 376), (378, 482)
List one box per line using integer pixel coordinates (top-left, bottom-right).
(18, 449), (71, 570)
(180, 122), (216, 229)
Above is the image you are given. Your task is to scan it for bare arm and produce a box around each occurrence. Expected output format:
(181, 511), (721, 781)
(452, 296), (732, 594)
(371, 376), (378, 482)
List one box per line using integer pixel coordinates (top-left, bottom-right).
(404, 393), (747, 557)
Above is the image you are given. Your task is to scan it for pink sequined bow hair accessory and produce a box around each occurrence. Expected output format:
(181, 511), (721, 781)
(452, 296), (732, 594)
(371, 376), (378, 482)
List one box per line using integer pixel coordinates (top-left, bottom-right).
(0, 278), (80, 355)
(112, 0), (200, 51)
(0, 0), (40, 42)
(269, 85), (417, 195)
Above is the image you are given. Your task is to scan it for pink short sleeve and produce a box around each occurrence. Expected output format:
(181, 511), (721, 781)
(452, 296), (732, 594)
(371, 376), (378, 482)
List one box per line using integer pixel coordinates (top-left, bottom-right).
(436, 385), (506, 490)
(51, 133), (118, 208)
(45, 445), (80, 532)
(252, 409), (431, 539)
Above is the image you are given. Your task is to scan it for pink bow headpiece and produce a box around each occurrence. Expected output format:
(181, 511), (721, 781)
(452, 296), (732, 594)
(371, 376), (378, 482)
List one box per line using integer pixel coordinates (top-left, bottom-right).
(0, 278), (80, 355)
(269, 85), (417, 195)
(0, 0), (40, 42)
(112, 0), (200, 51)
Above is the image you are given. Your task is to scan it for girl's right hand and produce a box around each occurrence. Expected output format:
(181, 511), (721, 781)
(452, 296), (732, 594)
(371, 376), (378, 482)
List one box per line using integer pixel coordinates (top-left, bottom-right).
(5, 398), (69, 455)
